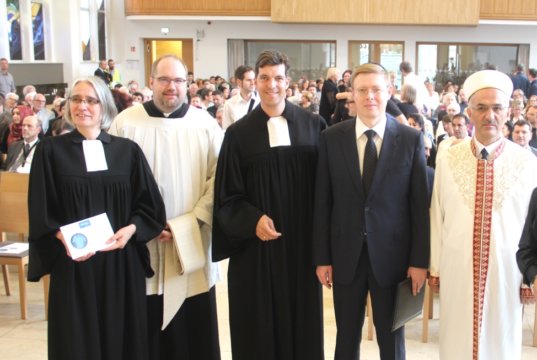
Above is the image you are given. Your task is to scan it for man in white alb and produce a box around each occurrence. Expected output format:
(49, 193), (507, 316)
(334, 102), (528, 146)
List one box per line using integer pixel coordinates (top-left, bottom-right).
(430, 70), (537, 359)
(109, 54), (223, 360)
(222, 65), (259, 129)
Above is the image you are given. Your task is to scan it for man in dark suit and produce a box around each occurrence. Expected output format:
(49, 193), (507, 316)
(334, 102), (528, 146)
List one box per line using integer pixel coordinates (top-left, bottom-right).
(94, 60), (111, 85)
(2, 115), (41, 172)
(512, 119), (537, 156)
(510, 64), (530, 96)
(527, 68), (537, 98)
(313, 63), (430, 360)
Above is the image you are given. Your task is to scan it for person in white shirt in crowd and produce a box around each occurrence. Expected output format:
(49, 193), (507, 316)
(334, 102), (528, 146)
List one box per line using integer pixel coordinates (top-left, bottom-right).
(31, 93), (55, 134)
(222, 65), (259, 129)
(399, 61), (429, 113)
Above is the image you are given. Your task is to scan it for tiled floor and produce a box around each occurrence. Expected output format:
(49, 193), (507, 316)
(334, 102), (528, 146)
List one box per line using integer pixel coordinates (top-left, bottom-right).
(1, 260), (537, 359)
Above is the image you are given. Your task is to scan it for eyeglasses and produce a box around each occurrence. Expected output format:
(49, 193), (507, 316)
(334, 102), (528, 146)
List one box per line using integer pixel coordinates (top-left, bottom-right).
(153, 77), (186, 86)
(354, 88), (384, 97)
(471, 104), (506, 114)
(69, 95), (100, 105)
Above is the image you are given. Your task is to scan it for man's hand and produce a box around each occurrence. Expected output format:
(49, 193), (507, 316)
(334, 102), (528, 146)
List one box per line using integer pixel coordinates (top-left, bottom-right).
(316, 265), (333, 289)
(521, 278), (537, 305)
(407, 267), (427, 296)
(158, 227), (173, 242)
(429, 276), (440, 294)
(256, 215), (281, 241)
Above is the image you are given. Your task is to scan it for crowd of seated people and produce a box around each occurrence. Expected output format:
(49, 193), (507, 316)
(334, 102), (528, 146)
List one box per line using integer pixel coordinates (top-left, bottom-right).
(3, 60), (537, 174)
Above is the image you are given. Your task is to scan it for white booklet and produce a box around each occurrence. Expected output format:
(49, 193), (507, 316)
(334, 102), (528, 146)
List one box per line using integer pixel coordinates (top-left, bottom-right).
(0, 242), (29, 255)
(60, 213), (114, 259)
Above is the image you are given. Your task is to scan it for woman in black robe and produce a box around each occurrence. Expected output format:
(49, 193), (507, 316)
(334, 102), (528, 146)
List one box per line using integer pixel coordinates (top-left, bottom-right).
(27, 76), (166, 360)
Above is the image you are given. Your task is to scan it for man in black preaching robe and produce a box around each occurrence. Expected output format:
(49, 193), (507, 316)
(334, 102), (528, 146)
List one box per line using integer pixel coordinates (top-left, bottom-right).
(213, 50), (326, 360)
(517, 187), (537, 304)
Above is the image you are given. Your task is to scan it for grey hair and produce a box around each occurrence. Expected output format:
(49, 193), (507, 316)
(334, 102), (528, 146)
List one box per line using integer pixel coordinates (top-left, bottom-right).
(64, 76), (117, 130)
(5, 92), (19, 101)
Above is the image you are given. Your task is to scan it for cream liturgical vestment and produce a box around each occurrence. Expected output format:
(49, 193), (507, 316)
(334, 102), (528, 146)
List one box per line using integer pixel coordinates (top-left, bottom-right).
(110, 102), (223, 329)
(431, 139), (537, 360)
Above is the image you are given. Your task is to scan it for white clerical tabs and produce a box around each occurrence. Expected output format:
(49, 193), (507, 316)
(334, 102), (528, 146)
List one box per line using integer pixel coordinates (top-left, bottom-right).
(82, 140), (108, 172)
(267, 116), (291, 148)
(60, 213), (114, 259)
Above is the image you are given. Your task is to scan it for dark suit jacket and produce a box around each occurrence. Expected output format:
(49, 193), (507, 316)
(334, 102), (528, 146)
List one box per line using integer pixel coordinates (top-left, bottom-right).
(511, 72), (530, 95)
(313, 116), (430, 287)
(94, 68), (111, 84)
(2, 140), (24, 171)
(529, 80), (537, 98)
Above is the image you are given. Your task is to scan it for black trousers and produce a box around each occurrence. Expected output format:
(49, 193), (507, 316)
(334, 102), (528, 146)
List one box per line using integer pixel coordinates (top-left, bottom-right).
(147, 286), (221, 360)
(333, 245), (405, 360)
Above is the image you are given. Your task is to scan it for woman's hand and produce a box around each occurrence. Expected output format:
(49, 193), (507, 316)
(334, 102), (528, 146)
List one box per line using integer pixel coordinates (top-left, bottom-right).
(101, 224), (137, 252)
(56, 231), (95, 261)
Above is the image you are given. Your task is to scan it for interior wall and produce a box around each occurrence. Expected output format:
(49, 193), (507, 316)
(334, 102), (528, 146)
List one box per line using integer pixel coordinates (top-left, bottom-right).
(46, 0), (537, 90)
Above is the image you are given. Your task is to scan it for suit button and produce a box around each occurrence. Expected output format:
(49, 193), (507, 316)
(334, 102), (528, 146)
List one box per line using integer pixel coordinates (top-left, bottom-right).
(365, 207), (370, 212)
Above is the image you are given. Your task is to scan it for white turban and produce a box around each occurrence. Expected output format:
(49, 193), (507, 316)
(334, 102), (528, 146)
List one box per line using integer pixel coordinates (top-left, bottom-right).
(463, 70), (513, 100)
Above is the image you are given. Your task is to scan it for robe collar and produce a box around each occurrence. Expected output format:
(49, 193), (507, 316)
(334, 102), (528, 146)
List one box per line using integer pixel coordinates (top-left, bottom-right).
(471, 137), (505, 161)
(143, 101), (189, 118)
(253, 100), (297, 123)
(69, 129), (111, 144)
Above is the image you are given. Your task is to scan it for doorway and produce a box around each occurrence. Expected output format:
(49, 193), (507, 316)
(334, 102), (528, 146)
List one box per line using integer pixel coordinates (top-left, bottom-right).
(143, 39), (194, 85)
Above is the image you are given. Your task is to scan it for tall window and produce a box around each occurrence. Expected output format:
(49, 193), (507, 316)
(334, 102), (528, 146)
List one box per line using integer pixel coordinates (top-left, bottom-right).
(6, 0), (22, 60)
(80, 0), (107, 61)
(80, 0), (91, 60)
(31, 0), (45, 60)
(349, 41), (404, 89)
(243, 40), (336, 81)
(416, 42), (530, 87)
(97, 0), (106, 60)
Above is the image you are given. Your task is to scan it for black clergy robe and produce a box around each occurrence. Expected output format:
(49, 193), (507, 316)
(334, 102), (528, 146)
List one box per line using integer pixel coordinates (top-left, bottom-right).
(28, 130), (166, 360)
(213, 101), (326, 360)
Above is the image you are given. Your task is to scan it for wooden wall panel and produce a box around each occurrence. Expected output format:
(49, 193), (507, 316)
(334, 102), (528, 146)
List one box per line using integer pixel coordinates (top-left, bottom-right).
(480, 0), (537, 20)
(271, 0), (479, 25)
(125, 0), (270, 16)
(125, 0), (537, 22)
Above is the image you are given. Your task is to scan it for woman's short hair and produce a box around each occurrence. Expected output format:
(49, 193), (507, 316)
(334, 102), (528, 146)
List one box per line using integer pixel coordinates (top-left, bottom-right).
(401, 84), (417, 104)
(64, 76), (118, 130)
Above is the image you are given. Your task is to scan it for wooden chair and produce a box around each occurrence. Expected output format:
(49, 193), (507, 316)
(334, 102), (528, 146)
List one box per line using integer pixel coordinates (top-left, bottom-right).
(367, 285), (433, 343)
(0, 172), (49, 319)
(421, 282), (435, 342)
(533, 304), (537, 347)
(366, 292), (374, 340)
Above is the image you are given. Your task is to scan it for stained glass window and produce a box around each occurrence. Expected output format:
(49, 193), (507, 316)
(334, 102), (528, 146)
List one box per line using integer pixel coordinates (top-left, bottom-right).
(97, 0), (106, 60)
(80, 0), (91, 60)
(6, 0), (22, 60)
(31, 0), (45, 60)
